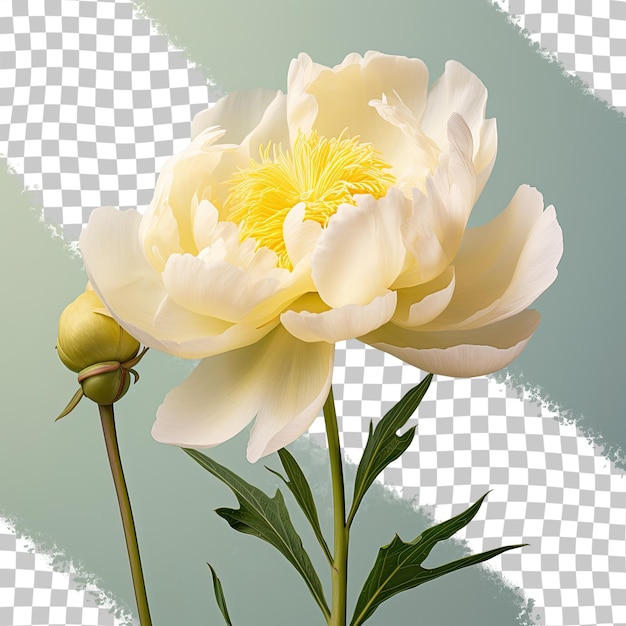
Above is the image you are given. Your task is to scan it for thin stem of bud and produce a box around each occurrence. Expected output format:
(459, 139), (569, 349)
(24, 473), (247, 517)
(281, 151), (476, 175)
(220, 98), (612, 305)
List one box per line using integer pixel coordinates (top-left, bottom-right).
(98, 404), (152, 626)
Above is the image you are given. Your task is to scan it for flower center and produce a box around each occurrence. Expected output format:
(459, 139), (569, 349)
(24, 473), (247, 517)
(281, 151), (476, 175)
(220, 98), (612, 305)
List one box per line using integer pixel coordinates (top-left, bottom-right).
(224, 130), (395, 269)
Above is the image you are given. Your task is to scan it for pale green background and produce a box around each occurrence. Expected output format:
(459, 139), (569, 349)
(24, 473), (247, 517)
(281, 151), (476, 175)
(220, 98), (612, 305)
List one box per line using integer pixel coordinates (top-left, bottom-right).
(1, 0), (624, 624)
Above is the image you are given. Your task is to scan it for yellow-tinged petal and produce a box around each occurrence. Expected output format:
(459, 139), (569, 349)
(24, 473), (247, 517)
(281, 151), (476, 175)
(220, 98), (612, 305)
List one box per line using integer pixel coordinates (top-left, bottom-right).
(362, 309), (540, 378)
(162, 248), (311, 326)
(282, 203), (323, 267)
(152, 295), (274, 359)
(246, 329), (334, 462)
(474, 117), (497, 199)
(399, 114), (476, 286)
(311, 188), (409, 308)
(419, 185), (563, 331)
(281, 291), (397, 344)
(152, 326), (334, 462)
(191, 197), (219, 252)
(80, 206), (271, 359)
(286, 52), (325, 138)
(420, 60), (494, 179)
(163, 251), (281, 320)
(392, 267), (456, 328)
(289, 51), (430, 172)
(81, 207), (167, 342)
(368, 91), (441, 189)
(139, 127), (237, 269)
(192, 89), (280, 140)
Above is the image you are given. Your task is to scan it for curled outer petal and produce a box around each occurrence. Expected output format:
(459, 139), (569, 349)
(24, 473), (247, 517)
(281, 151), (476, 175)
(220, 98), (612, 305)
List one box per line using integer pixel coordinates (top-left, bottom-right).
(361, 310), (541, 378)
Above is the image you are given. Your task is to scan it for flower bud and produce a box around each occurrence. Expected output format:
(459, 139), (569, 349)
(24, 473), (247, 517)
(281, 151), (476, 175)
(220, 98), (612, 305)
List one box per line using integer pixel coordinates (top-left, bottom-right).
(57, 289), (140, 373)
(78, 362), (133, 405)
(56, 288), (147, 418)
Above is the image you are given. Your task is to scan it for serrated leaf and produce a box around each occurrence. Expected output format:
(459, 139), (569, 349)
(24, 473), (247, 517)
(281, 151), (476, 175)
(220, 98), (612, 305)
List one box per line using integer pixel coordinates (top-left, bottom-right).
(207, 563), (233, 626)
(183, 448), (330, 620)
(266, 448), (333, 564)
(348, 374), (433, 525)
(351, 492), (526, 625)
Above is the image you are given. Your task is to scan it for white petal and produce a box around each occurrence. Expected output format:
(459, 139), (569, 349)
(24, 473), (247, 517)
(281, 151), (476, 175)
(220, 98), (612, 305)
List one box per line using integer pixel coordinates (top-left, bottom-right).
(80, 206), (271, 359)
(246, 328), (334, 462)
(422, 185), (563, 330)
(192, 198), (219, 252)
(392, 267), (455, 328)
(281, 291), (397, 343)
(191, 89), (287, 148)
(152, 295), (273, 358)
(475, 117), (497, 199)
(368, 91), (440, 184)
(421, 61), (491, 163)
(80, 207), (170, 342)
(311, 188), (409, 308)
(291, 52), (430, 166)
(153, 355), (263, 451)
(287, 52), (325, 137)
(140, 128), (238, 268)
(283, 203), (323, 267)
(394, 199), (448, 288)
(163, 245), (313, 327)
(152, 326), (334, 463)
(399, 115), (476, 285)
(242, 90), (289, 155)
(162, 253), (284, 323)
(362, 309), (540, 377)
(424, 113), (476, 259)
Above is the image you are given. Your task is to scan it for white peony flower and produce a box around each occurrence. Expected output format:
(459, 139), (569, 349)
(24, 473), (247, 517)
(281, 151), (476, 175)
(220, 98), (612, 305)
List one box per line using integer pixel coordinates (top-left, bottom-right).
(80, 51), (563, 462)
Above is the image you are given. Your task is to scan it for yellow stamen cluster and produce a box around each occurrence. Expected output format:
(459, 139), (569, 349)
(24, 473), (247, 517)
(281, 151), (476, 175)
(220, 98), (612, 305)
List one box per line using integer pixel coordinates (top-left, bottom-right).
(224, 130), (395, 269)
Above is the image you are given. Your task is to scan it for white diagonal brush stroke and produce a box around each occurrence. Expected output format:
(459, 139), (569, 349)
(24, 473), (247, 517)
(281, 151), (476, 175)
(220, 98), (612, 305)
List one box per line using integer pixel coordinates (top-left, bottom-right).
(491, 0), (626, 114)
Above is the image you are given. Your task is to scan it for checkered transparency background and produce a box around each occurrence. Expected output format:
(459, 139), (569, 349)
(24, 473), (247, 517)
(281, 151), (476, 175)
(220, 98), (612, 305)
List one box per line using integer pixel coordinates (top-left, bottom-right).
(0, 1), (625, 625)
(494, 0), (626, 110)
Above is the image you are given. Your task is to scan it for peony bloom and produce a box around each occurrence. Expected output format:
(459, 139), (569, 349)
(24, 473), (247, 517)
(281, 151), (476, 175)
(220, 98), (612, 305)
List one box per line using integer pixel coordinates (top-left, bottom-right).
(80, 51), (563, 462)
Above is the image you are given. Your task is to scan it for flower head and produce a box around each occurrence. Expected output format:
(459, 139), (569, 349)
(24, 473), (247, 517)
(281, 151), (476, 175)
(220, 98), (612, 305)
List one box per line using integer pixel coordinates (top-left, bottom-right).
(80, 51), (563, 461)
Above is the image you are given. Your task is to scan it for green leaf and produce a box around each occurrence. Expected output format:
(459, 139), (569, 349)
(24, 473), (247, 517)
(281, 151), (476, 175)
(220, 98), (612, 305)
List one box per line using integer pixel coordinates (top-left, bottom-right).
(207, 563), (233, 626)
(266, 448), (333, 564)
(183, 448), (330, 620)
(351, 492), (527, 626)
(348, 374), (433, 526)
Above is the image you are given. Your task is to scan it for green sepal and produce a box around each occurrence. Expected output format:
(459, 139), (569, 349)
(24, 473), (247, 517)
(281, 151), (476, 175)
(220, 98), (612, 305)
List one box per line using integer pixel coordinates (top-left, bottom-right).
(350, 492), (527, 626)
(348, 373), (433, 526)
(122, 346), (149, 371)
(207, 563), (233, 626)
(55, 387), (84, 421)
(266, 448), (332, 564)
(81, 367), (131, 404)
(183, 448), (330, 621)
(77, 360), (122, 381)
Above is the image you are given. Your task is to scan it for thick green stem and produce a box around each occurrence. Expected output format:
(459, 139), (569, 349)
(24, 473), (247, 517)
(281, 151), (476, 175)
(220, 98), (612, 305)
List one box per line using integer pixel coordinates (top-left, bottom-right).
(324, 388), (349, 626)
(98, 404), (152, 626)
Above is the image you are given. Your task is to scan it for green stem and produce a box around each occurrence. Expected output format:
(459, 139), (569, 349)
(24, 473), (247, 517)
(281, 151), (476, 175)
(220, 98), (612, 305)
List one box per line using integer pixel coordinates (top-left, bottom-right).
(98, 404), (152, 626)
(324, 388), (349, 626)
